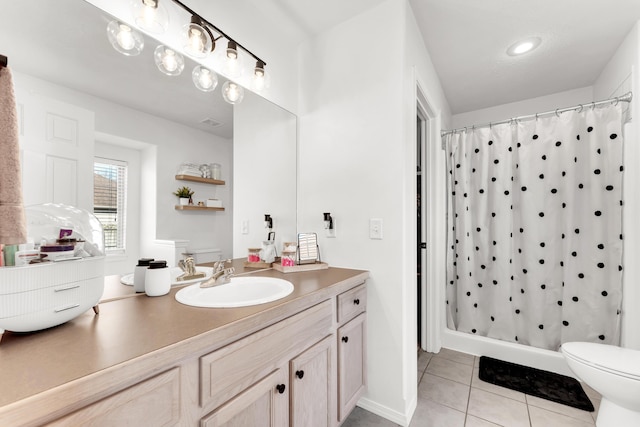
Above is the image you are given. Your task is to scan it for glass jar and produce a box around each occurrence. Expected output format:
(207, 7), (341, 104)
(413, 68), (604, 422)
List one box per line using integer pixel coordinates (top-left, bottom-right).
(281, 250), (296, 267)
(200, 164), (211, 178)
(210, 163), (221, 180)
(247, 248), (261, 263)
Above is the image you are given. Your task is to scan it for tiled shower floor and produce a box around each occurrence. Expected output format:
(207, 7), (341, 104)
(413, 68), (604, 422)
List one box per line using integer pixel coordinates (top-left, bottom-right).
(343, 348), (602, 427)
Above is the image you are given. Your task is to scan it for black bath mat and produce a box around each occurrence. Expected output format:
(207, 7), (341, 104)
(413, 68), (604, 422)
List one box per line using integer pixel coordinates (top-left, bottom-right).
(479, 356), (594, 412)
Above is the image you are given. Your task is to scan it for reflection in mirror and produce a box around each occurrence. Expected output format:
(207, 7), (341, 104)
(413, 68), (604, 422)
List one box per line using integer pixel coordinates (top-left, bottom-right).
(297, 233), (319, 265)
(0, 0), (296, 276)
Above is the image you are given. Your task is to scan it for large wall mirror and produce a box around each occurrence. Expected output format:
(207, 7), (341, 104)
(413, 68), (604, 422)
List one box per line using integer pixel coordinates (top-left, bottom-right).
(0, 0), (297, 275)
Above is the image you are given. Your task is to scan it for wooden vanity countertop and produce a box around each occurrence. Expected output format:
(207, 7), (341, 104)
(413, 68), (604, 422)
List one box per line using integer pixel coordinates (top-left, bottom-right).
(0, 266), (368, 410)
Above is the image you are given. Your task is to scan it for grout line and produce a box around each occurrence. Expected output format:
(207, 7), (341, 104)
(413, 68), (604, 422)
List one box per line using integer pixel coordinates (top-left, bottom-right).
(526, 394), (533, 426)
(463, 359), (474, 425)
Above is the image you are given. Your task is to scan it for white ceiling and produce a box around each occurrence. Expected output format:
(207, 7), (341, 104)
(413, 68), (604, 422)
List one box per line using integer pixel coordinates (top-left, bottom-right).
(242, 0), (640, 114)
(409, 0), (640, 114)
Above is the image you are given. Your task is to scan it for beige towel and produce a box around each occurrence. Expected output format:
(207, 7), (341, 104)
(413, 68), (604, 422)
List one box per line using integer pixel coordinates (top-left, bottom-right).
(0, 67), (27, 245)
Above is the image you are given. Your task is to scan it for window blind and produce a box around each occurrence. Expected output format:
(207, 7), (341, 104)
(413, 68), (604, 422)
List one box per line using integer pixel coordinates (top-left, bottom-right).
(93, 158), (127, 252)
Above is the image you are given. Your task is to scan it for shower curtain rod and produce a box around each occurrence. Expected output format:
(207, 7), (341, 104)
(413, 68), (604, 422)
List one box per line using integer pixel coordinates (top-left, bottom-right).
(441, 91), (633, 137)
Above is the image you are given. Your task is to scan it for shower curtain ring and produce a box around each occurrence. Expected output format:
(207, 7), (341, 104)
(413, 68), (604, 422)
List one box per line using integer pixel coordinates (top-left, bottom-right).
(615, 96), (620, 106)
(535, 113), (539, 121)
(555, 108), (560, 117)
(577, 104), (584, 113)
(591, 102), (596, 110)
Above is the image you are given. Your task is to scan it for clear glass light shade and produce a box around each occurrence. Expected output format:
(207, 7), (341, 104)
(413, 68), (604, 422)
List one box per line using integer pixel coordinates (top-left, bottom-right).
(222, 81), (244, 104)
(192, 65), (218, 92)
(132, 0), (169, 34)
(222, 41), (243, 78)
(154, 45), (184, 76)
(252, 63), (270, 92)
(183, 21), (213, 58)
(107, 21), (144, 56)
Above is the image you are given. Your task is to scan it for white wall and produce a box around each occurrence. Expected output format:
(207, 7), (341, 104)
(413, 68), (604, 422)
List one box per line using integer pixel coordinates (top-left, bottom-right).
(594, 21), (640, 350)
(298, 0), (451, 424)
(13, 72), (233, 270)
(402, 0), (452, 419)
(451, 86), (593, 129)
(233, 94), (297, 257)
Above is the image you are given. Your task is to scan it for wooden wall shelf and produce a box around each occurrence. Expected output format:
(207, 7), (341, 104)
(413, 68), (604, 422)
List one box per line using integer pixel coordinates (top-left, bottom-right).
(175, 175), (225, 185)
(174, 205), (224, 212)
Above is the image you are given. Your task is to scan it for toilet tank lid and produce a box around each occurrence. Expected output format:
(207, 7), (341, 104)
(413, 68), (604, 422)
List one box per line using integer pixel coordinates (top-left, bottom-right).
(562, 342), (640, 380)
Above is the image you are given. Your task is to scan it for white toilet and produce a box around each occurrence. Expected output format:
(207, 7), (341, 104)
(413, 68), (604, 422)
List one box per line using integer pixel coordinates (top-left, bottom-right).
(561, 342), (640, 427)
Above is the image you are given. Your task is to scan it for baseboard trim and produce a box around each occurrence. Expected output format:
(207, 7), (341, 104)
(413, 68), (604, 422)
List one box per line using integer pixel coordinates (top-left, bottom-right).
(356, 396), (416, 426)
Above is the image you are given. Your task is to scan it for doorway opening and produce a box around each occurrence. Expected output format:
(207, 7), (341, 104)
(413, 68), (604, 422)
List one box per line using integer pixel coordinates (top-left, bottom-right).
(417, 109), (426, 347)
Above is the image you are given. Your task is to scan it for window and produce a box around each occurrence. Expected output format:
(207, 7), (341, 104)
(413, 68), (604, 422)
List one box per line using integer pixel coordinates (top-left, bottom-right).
(93, 158), (128, 253)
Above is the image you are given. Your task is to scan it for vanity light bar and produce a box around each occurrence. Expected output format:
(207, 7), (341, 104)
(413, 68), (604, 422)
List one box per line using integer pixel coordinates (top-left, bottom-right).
(169, 0), (267, 68)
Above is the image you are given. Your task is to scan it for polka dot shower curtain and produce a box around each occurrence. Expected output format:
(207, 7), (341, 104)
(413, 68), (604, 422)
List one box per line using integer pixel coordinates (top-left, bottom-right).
(444, 104), (624, 351)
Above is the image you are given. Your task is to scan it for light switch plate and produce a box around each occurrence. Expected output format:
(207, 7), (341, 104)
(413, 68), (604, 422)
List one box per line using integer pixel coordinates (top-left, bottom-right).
(369, 218), (383, 239)
(325, 222), (336, 238)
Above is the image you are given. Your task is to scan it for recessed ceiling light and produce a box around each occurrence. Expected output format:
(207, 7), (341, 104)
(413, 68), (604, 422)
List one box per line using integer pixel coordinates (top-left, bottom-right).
(507, 37), (541, 56)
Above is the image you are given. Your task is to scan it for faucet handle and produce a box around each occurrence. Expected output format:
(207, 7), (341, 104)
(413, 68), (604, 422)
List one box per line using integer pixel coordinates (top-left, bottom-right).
(213, 259), (230, 270)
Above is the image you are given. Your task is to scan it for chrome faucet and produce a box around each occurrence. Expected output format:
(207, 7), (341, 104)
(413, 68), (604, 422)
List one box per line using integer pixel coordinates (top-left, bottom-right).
(200, 259), (235, 288)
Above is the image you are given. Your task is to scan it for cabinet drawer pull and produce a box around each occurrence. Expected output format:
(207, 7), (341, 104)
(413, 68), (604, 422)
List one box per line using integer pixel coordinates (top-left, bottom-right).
(276, 384), (286, 394)
(295, 370), (304, 379)
(341, 336), (349, 343)
(54, 284), (80, 292)
(54, 303), (80, 313)
(353, 298), (360, 305)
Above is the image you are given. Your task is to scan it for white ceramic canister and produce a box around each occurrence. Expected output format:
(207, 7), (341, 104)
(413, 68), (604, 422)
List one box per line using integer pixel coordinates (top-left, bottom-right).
(145, 260), (171, 297)
(133, 258), (154, 293)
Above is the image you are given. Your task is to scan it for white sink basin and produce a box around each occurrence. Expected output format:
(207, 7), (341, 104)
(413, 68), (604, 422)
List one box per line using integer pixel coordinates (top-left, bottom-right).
(175, 276), (294, 308)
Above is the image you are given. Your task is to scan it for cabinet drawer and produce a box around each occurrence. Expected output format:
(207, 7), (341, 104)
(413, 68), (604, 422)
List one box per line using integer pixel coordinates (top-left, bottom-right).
(49, 368), (181, 426)
(337, 284), (366, 323)
(200, 299), (332, 411)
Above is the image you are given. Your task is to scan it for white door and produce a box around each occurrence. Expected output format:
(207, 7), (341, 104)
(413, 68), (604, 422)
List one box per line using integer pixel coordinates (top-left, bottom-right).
(15, 87), (95, 211)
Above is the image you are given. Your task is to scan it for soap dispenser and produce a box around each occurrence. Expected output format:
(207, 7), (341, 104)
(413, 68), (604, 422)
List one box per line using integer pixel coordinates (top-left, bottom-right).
(133, 258), (154, 293)
(145, 260), (170, 296)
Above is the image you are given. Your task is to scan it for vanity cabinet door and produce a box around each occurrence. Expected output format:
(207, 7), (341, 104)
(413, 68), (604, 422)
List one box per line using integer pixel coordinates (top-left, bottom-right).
(290, 336), (336, 427)
(337, 313), (366, 422)
(201, 367), (289, 427)
(48, 367), (181, 427)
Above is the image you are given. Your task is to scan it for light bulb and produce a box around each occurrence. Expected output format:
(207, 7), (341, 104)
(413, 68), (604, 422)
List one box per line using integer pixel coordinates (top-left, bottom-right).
(189, 28), (204, 51)
(107, 21), (144, 56)
(252, 61), (268, 92)
(222, 81), (244, 104)
(192, 65), (218, 92)
(163, 52), (177, 71)
(154, 45), (184, 76)
(222, 41), (243, 78)
(506, 37), (541, 56)
(117, 28), (135, 50)
(132, 0), (169, 34)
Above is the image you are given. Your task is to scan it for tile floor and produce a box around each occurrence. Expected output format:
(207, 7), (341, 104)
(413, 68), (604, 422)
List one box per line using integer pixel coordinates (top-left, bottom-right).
(343, 348), (601, 427)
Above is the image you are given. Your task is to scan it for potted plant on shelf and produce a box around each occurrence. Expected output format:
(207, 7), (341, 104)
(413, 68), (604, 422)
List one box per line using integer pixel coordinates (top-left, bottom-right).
(173, 186), (194, 206)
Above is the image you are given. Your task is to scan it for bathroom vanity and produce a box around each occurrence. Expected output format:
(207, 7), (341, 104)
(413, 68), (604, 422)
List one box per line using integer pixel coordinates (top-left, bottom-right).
(0, 267), (368, 426)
